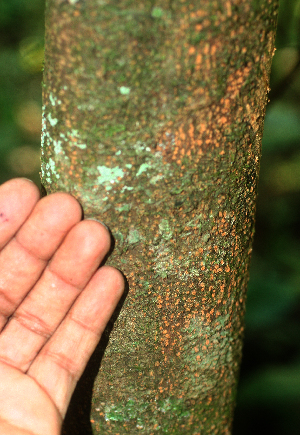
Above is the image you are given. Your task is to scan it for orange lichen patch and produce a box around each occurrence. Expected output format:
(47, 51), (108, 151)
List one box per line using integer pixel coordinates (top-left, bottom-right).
(211, 45), (217, 56)
(225, 1), (232, 17)
(65, 119), (71, 128)
(225, 65), (252, 100)
(218, 116), (227, 125)
(156, 118), (210, 163)
(195, 53), (202, 65)
(203, 44), (210, 55)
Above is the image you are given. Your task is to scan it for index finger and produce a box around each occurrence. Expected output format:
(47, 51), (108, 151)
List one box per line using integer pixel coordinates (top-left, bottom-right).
(0, 179), (40, 250)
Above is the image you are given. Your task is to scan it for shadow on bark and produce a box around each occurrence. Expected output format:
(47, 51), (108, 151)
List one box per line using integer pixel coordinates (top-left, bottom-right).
(62, 274), (128, 435)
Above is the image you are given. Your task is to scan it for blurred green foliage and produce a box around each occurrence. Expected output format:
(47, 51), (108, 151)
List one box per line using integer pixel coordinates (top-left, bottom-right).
(0, 0), (300, 433)
(0, 0), (44, 185)
(234, 1), (300, 433)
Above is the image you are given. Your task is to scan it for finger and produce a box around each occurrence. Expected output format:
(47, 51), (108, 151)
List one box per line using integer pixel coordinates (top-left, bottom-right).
(28, 266), (124, 417)
(0, 220), (111, 372)
(0, 193), (82, 330)
(0, 178), (40, 249)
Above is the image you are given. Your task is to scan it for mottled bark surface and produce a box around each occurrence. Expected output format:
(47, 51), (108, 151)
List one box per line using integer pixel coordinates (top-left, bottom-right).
(41, 1), (278, 433)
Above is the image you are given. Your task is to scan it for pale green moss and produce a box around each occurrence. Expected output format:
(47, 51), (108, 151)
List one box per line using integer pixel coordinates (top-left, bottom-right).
(181, 315), (233, 396)
(47, 112), (58, 127)
(119, 86), (131, 95)
(96, 165), (125, 191)
(127, 228), (143, 245)
(136, 163), (150, 177)
(53, 139), (63, 154)
(49, 91), (61, 106)
(101, 396), (190, 430)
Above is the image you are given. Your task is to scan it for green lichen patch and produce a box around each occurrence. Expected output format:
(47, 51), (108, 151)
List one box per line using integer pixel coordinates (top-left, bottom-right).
(96, 165), (124, 191)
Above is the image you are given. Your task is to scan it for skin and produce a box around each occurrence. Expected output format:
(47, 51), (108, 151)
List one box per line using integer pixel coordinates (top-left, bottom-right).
(0, 178), (124, 435)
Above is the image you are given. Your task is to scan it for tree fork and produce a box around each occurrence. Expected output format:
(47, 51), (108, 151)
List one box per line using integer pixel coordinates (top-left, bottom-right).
(41, 1), (278, 433)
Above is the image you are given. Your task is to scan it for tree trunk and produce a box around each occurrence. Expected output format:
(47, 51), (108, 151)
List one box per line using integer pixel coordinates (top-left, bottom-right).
(41, 1), (278, 433)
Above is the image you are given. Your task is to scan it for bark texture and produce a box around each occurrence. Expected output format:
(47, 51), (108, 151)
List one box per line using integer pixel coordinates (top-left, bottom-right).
(41, 1), (278, 433)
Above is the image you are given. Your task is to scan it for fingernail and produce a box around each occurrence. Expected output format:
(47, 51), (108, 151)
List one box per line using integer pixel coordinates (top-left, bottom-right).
(86, 218), (110, 231)
(19, 177), (35, 183)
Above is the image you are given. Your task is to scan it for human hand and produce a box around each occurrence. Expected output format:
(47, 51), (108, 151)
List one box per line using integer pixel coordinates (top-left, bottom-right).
(0, 178), (124, 435)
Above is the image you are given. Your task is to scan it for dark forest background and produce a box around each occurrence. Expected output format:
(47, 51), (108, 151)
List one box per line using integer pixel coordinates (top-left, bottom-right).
(0, 1), (299, 433)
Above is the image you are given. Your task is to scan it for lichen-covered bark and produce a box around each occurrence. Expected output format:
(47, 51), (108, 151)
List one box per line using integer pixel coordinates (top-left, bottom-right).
(41, 0), (278, 433)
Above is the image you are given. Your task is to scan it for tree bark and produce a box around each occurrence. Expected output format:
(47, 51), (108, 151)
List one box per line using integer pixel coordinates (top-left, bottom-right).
(41, 0), (278, 433)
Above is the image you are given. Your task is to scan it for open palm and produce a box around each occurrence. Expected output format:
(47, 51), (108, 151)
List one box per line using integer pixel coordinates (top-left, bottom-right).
(0, 179), (124, 435)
